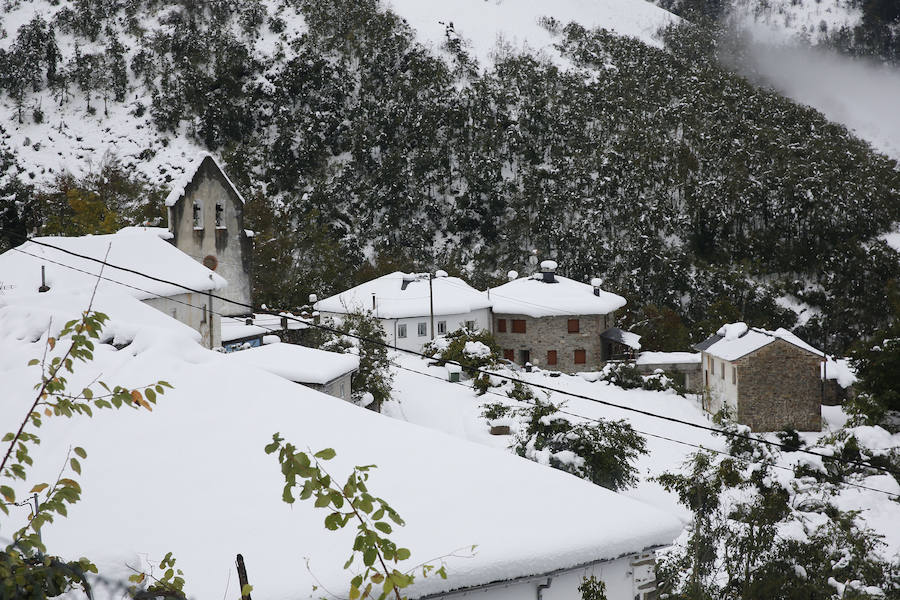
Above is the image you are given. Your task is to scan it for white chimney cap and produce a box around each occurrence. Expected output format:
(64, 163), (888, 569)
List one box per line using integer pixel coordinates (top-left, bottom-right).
(402, 273), (416, 282)
(540, 260), (558, 271)
(435, 269), (448, 278)
(507, 270), (519, 281)
(590, 278), (603, 288)
(309, 293), (318, 303)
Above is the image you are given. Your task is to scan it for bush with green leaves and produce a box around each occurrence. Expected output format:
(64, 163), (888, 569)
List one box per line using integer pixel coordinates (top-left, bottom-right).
(320, 311), (393, 412)
(597, 362), (685, 395)
(423, 328), (500, 375)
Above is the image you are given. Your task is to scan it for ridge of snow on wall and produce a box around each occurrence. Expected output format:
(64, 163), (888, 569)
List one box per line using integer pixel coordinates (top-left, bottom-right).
(489, 274), (626, 317)
(0, 233), (226, 300)
(0, 298), (683, 599)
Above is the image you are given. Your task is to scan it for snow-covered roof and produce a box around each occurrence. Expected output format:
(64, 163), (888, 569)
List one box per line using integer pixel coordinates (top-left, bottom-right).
(601, 327), (642, 350)
(695, 322), (824, 362)
(224, 341), (360, 385)
(115, 226), (173, 240)
(221, 316), (270, 342)
(315, 272), (492, 319)
(636, 352), (701, 365)
(0, 234), (226, 301)
(164, 152), (246, 207)
(489, 273), (626, 318)
(0, 300), (683, 600)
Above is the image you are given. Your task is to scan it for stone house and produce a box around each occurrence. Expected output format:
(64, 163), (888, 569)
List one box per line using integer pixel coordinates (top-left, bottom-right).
(488, 261), (628, 372)
(694, 322), (823, 432)
(224, 341), (359, 402)
(0, 231), (227, 348)
(315, 270), (492, 353)
(165, 153), (253, 317)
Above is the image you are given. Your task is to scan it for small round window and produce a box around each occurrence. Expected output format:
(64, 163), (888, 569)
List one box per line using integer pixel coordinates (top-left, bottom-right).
(203, 255), (219, 271)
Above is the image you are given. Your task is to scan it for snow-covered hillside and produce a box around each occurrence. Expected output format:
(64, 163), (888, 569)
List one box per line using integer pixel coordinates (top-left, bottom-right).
(728, 0), (861, 44)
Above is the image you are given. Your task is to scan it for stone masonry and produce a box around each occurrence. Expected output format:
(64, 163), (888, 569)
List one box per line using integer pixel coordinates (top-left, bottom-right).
(734, 339), (821, 432)
(493, 312), (616, 372)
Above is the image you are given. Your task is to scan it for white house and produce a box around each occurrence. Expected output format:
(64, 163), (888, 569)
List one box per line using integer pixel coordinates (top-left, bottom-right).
(0, 290), (683, 600)
(315, 271), (492, 352)
(224, 341), (359, 402)
(0, 231), (226, 348)
(165, 152), (254, 317)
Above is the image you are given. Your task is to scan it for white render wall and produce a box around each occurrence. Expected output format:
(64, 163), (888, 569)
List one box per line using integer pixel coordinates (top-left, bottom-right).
(321, 308), (491, 353)
(143, 293), (221, 349)
(701, 351), (738, 416)
(423, 553), (658, 600)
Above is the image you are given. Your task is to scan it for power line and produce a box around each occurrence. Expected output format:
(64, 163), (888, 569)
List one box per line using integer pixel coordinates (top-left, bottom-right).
(7, 233), (900, 479)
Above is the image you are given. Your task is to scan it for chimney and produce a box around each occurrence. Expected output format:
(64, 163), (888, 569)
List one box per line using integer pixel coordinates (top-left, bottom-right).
(591, 277), (603, 296)
(540, 260), (557, 283)
(507, 270), (518, 282)
(38, 266), (50, 293)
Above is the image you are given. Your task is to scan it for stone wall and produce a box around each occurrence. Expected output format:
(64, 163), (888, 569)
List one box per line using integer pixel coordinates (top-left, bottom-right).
(493, 312), (615, 372)
(735, 339), (822, 432)
(168, 157), (253, 317)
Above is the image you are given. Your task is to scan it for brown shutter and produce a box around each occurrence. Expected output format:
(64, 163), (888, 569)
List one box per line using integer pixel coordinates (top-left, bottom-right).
(512, 319), (526, 333)
(567, 319), (579, 333)
(547, 350), (557, 365)
(497, 319), (507, 333)
(574, 349), (586, 364)
(503, 349), (515, 361)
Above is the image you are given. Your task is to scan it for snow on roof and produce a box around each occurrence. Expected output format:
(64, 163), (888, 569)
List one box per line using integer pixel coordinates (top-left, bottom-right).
(601, 327), (642, 350)
(696, 322), (824, 362)
(315, 272), (492, 319)
(489, 274), (626, 318)
(115, 226), (173, 240)
(636, 352), (701, 365)
(164, 152), (246, 207)
(224, 341), (360, 385)
(0, 301), (683, 600)
(0, 234), (226, 301)
(221, 316), (270, 342)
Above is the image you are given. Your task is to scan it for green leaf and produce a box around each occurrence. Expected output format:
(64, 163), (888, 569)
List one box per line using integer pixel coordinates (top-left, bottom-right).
(374, 522), (392, 534)
(27, 359), (39, 366)
(74, 447), (87, 459)
(396, 548), (411, 561)
(145, 387), (156, 403)
(0, 485), (15, 503)
(70, 457), (81, 475)
(314, 448), (336, 461)
(343, 555), (354, 570)
(241, 584), (253, 596)
(363, 547), (377, 567)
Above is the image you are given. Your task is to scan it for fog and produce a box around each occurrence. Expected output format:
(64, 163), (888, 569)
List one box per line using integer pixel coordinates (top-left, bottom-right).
(722, 28), (900, 162)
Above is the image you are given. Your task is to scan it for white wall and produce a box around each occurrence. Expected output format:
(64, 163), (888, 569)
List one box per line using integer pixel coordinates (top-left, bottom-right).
(321, 308), (492, 354)
(702, 352), (738, 416)
(425, 553), (658, 600)
(143, 292), (220, 349)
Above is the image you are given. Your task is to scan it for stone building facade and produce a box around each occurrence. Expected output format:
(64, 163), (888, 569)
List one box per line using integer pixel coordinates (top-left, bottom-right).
(493, 312), (616, 372)
(701, 338), (821, 432)
(166, 154), (253, 317)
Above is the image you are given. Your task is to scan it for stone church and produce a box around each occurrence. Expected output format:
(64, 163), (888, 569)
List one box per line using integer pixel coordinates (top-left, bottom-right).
(165, 153), (253, 317)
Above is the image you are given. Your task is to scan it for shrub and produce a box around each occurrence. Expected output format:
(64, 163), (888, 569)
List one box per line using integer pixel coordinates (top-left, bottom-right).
(423, 328), (500, 375)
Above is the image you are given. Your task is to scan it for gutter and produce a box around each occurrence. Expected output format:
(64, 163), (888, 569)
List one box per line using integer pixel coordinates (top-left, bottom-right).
(414, 545), (668, 600)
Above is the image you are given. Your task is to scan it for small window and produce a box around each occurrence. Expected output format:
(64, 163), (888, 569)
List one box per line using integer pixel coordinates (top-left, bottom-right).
(192, 201), (203, 229)
(398, 324), (407, 338)
(721, 362), (725, 379)
(497, 319), (507, 333)
(215, 202), (225, 228)
(512, 319), (526, 333)
(568, 319), (580, 333)
(417, 322), (427, 337)
(731, 366), (736, 385)
(437, 320), (447, 335)
(465, 320), (476, 331)
(547, 350), (557, 365)
(574, 349), (586, 364)
(710, 358), (714, 376)
(340, 383), (346, 399)
(503, 349), (515, 361)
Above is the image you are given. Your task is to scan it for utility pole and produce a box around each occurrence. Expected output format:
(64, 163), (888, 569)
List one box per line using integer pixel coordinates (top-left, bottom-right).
(428, 272), (434, 340)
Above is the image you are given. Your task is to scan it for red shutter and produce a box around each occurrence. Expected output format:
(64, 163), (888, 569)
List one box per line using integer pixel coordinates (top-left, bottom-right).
(497, 319), (507, 333)
(574, 349), (586, 364)
(547, 350), (557, 365)
(567, 319), (579, 333)
(503, 349), (515, 361)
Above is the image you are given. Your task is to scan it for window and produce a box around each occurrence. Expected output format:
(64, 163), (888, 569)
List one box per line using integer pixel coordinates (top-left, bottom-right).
(398, 324), (407, 338)
(503, 349), (515, 361)
(574, 349), (586, 364)
(721, 362), (725, 379)
(215, 202), (225, 228)
(437, 320), (447, 335)
(497, 319), (507, 333)
(418, 322), (427, 337)
(465, 320), (476, 331)
(709, 357), (714, 376)
(567, 319), (580, 333)
(731, 366), (736, 385)
(192, 201), (203, 229)
(512, 319), (526, 333)
(340, 383), (346, 399)
(547, 350), (557, 365)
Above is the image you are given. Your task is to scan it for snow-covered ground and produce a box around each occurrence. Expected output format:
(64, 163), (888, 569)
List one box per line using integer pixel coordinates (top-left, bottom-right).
(384, 353), (900, 560)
